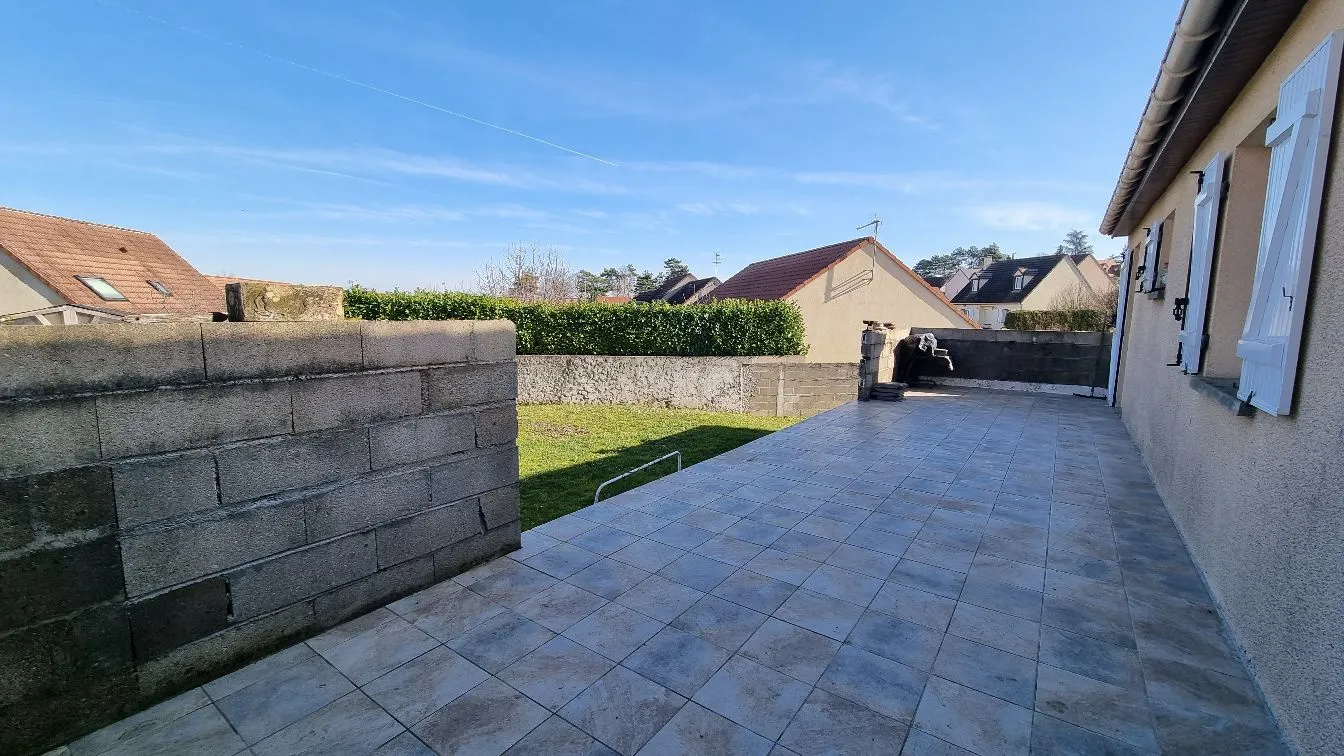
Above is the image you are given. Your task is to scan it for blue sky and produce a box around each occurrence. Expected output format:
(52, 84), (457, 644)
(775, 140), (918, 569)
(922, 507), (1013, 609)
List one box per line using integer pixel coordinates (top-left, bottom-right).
(1, 1), (1176, 289)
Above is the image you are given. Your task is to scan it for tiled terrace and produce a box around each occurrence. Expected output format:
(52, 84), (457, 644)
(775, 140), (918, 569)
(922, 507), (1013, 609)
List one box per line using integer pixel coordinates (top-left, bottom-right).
(63, 389), (1285, 755)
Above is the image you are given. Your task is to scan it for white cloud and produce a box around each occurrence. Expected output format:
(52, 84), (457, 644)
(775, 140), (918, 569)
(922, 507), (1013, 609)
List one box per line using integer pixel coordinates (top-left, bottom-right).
(970, 202), (1093, 231)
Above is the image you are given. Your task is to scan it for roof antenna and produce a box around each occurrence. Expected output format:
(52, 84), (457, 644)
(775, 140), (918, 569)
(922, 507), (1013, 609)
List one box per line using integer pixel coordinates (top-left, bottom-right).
(857, 216), (881, 273)
(712, 251), (722, 278)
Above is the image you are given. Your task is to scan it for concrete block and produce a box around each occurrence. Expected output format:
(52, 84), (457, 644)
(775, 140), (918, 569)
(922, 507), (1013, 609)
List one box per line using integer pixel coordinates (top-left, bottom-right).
(202, 321), (363, 381)
(475, 404), (518, 448)
(137, 601), (317, 701)
(369, 412), (475, 469)
(292, 371), (422, 432)
(472, 320), (517, 363)
(304, 469), (432, 541)
(226, 282), (344, 322)
(429, 446), (519, 503)
(313, 554), (434, 627)
(361, 320), (472, 369)
(424, 362), (517, 411)
(96, 382), (292, 458)
(0, 464), (115, 541)
(478, 484), (520, 530)
(0, 322), (205, 399)
(0, 537), (124, 632)
(120, 500), (305, 597)
(216, 429), (370, 504)
(375, 500), (482, 567)
(226, 532), (377, 620)
(0, 398), (100, 478)
(0, 620), (61, 706)
(433, 521), (520, 580)
(127, 577), (231, 661)
(112, 452), (218, 529)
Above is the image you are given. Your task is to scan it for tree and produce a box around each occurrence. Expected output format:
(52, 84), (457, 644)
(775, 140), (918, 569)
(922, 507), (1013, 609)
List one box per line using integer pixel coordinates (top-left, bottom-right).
(1056, 229), (1095, 257)
(635, 270), (658, 292)
(575, 270), (610, 301)
(913, 254), (962, 278)
(477, 243), (576, 302)
(913, 243), (1008, 278)
(661, 258), (690, 281)
(1049, 280), (1120, 327)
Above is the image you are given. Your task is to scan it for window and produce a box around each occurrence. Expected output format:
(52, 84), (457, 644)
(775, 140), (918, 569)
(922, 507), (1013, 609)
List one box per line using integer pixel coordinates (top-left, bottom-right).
(1012, 268), (1033, 291)
(75, 275), (127, 301)
(147, 280), (172, 297)
(970, 274), (984, 293)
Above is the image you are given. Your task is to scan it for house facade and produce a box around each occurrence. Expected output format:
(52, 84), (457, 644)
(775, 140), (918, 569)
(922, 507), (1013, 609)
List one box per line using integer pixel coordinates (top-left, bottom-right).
(1103, 1), (1344, 752)
(632, 272), (720, 304)
(950, 253), (1101, 328)
(709, 237), (976, 362)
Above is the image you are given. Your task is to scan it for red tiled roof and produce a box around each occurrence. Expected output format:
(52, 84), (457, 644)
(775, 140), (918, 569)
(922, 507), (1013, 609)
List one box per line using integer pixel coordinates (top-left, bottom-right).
(0, 207), (224, 315)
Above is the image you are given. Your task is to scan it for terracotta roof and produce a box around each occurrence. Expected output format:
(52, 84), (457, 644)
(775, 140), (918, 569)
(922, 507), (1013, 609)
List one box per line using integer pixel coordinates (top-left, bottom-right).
(951, 253), (1072, 305)
(594, 295), (632, 304)
(709, 237), (978, 328)
(206, 274), (304, 289)
(0, 207), (224, 315)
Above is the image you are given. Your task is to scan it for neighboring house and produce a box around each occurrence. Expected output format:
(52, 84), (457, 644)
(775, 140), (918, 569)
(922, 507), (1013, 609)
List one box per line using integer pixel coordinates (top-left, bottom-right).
(1102, 1), (1344, 752)
(632, 273), (720, 304)
(0, 206), (223, 321)
(707, 237), (976, 362)
(949, 253), (1100, 328)
(593, 295), (633, 304)
(918, 266), (976, 300)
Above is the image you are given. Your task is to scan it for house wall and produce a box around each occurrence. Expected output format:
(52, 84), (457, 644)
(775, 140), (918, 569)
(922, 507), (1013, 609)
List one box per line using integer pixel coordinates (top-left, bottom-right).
(1073, 255), (1115, 293)
(788, 241), (971, 361)
(0, 250), (61, 315)
(1114, 3), (1344, 753)
(0, 320), (520, 755)
(1019, 260), (1090, 310)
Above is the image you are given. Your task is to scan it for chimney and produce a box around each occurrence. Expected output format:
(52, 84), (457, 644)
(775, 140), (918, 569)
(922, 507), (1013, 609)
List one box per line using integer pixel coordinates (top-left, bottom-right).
(980, 255), (995, 269)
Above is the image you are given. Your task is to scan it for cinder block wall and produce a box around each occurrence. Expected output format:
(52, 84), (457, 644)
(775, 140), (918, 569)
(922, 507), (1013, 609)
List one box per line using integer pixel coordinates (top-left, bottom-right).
(745, 361), (857, 417)
(911, 327), (1112, 389)
(0, 320), (520, 755)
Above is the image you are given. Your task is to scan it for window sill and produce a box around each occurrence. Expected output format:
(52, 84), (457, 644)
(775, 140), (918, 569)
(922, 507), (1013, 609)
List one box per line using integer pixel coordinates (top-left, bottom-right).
(1189, 375), (1255, 416)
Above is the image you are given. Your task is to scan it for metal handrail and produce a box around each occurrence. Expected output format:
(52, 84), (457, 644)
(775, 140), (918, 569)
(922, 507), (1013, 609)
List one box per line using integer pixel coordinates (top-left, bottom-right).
(594, 451), (682, 504)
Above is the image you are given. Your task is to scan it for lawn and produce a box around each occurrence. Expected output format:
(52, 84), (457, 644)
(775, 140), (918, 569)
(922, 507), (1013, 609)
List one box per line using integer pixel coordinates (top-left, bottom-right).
(517, 404), (799, 530)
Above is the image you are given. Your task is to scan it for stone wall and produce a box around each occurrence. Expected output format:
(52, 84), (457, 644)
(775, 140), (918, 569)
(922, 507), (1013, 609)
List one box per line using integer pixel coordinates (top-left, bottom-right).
(517, 355), (856, 417)
(910, 327), (1112, 393)
(0, 320), (520, 754)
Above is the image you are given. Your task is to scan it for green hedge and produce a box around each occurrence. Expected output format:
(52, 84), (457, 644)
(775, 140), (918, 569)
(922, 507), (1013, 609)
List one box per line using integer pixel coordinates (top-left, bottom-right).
(345, 287), (808, 356)
(1003, 309), (1111, 331)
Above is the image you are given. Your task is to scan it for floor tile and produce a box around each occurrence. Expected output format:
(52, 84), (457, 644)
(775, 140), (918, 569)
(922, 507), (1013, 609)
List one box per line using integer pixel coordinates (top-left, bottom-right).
(711, 568), (797, 614)
(469, 561), (561, 607)
(568, 525), (643, 556)
(1034, 664), (1158, 752)
(307, 608), (402, 653)
(84, 702), (245, 756)
(609, 511), (673, 537)
(957, 575), (1042, 622)
(400, 587), (507, 643)
(70, 688), (214, 755)
(1029, 712), (1152, 756)
(502, 715), (615, 755)
(1046, 549), (1123, 584)
(615, 574), (705, 621)
(825, 542), (900, 580)
(779, 688), (909, 755)
(869, 580), (957, 632)
(818, 644), (927, 724)
(774, 588), (865, 640)
(657, 552), (737, 592)
(560, 666), (685, 756)
(670, 595), (769, 652)
(535, 514), (600, 541)
(524, 542), (603, 579)
(706, 495), (765, 517)
(204, 644), (317, 701)
(609, 538), (687, 573)
(947, 603), (1039, 659)
(848, 610), (944, 671)
(447, 611), (556, 674)
(794, 514), (860, 541)
(1041, 595), (1135, 650)
(863, 512), (926, 539)
(1045, 570), (1128, 616)
(252, 690), (403, 756)
(375, 731), (437, 756)
(1038, 626), (1143, 691)
(563, 602), (664, 661)
(723, 518), (789, 546)
(966, 553), (1044, 592)
(900, 727), (976, 755)
(738, 617), (841, 685)
(497, 636), (615, 711)
(694, 534), (766, 566)
(976, 535), (1046, 567)
(363, 646), (489, 726)
(931, 635), (1036, 708)
(639, 701), (774, 756)
(903, 540), (975, 573)
(814, 501), (872, 524)
(770, 529), (843, 561)
(745, 503), (810, 529)
(623, 626), (733, 697)
(677, 508), (741, 533)
(567, 558), (652, 600)
(801, 563), (882, 606)
(514, 581), (608, 633)
(912, 676), (1031, 756)
(692, 655), (811, 740)
(744, 548), (821, 586)
(216, 655), (356, 744)
(1142, 656), (1286, 753)
(889, 559), (966, 599)
(646, 522), (717, 550)
(413, 677), (550, 756)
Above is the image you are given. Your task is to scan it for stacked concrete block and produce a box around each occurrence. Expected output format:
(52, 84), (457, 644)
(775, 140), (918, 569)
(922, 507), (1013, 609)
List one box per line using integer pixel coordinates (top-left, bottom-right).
(747, 361), (858, 417)
(0, 319), (520, 754)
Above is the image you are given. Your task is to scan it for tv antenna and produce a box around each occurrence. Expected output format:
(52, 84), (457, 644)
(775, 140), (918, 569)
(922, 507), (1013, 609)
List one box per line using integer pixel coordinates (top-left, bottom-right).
(857, 216), (881, 238)
(712, 251), (722, 278)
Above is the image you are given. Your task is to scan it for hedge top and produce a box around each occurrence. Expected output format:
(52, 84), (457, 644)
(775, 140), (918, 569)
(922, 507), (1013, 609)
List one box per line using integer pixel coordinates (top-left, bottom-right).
(344, 287), (808, 357)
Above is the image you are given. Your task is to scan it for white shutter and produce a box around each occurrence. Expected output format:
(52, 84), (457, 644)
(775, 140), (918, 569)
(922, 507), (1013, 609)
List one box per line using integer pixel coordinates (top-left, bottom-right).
(1237, 31), (1343, 415)
(1108, 245), (1136, 406)
(1180, 152), (1226, 372)
(1140, 220), (1163, 292)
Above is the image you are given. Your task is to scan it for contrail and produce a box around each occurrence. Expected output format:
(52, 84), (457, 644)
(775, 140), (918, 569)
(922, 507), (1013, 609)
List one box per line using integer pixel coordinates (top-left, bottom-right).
(94, 0), (619, 166)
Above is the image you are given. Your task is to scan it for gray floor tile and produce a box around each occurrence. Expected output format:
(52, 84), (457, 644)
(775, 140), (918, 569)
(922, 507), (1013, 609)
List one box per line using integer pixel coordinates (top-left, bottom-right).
(814, 501), (873, 524)
(574, 502), (636, 524)
(825, 542), (900, 580)
(413, 677), (550, 756)
(447, 611), (555, 674)
(657, 552), (737, 592)
(931, 635), (1036, 708)
(774, 588), (866, 640)
(744, 548), (821, 586)
(903, 540), (975, 573)
(818, 644), (927, 723)
(514, 581), (609, 633)
(216, 654), (356, 744)
(692, 655), (811, 740)
(609, 538), (687, 573)
(801, 563), (882, 606)
(966, 553), (1044, 592)
(375, 731), (437, 756)
(671, 594), (769, 651)
(524, 542), (603, 579)
(646, 521), (716, 550)
(1143, 656), (1287, 753)
(307, 608), (401, 653)
(567, 558), (653, 600)
(639, 701), (774, 756)
(497, 636), (615, 711)
(563, 602), (665, 661)
(400, 587), (507, 643)
(794, 514), (860, 541)
(694, 534), (766, 566)
(889, 559), (966, 599)
(1030, 712), (1152, 756)
(363, 646), (489, 726)
(869, 580), (957, 632)
(1046, 549), (1123, 584)
(536, 514), (600, 541)
(900, 728), (976, 755)
(912, 676), (1032, 756)
(849, 610), (944, 671)
(1041, 595), (1135, 650)
(706, 495), (765, 517)
(1045, 570), (1128, 616)
(623, 625), (733, 697)
(723, 518), (789, 546)
(252, 690), (403, 756)
(1128, 591), (1243, 677)
(976, 535), (1046, 567)
(779, 687), (909, 755)
(502, 715), (616, 756)
(863, 512), (926, 539)
(733, 484), (785, 504)
(70, 688), (214, 756)
(560, 666), (685, 756)
(772, 491), (828, 514)
(469, 560), (561, 607)
(844, 527), (914, 558)
(739, 617), (841, 685)
(609, 511), (673, 537)
(957, 575), (1043, 622)
(677, 508), (741, 533)
(745, 503), (810, 529)
(948, 603), (1039, 660)
(1034, 664), (1158, 752)
(569, 525), (643, 556)
(1039, 626), (1144, 691)
(615, 574), (705, 621)
(204, 644), (317, 701)
(84, 702), (245, 756)
(711, 568), (797, 614)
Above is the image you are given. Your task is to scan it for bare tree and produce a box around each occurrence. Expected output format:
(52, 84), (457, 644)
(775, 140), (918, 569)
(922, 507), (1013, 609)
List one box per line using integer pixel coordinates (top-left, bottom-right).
(477, 243), (577, 302)
(1049, 281), (1119, 325)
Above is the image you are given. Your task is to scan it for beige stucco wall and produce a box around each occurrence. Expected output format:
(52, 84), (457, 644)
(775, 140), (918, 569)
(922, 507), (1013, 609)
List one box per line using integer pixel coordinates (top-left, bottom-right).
(1073, 255), (1114, 294)
(1114, 4), (1344, 754)
(787, 242), (971, 361)
(0, 250), (60, 315)
(1020, 259), (1090, 310)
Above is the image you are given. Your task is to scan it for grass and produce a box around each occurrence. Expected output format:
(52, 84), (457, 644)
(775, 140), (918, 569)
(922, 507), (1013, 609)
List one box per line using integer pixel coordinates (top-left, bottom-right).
(517, 404), (799, 530)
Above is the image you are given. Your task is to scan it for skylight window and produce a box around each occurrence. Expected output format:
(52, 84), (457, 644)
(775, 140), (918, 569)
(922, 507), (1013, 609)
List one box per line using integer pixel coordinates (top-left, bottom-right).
(75, 275), (128, 301)
(147, 280), (172, 297)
